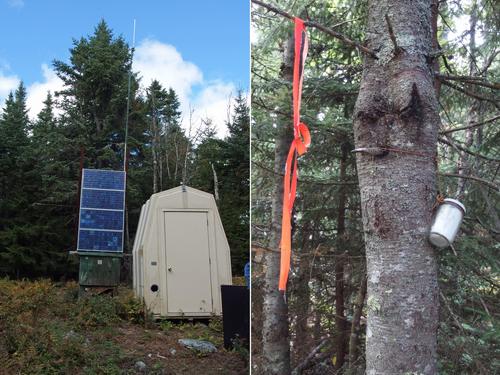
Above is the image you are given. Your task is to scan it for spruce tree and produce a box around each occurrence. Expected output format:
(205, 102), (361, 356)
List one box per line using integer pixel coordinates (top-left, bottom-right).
(0, 83), (34, 277)
(219, 91), (250, 274)
(190, 92), (250, 275)
(53, 19), (134, 169)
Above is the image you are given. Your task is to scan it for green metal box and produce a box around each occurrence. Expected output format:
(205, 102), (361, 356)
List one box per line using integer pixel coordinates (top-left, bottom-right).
(79, 252), (122, 286)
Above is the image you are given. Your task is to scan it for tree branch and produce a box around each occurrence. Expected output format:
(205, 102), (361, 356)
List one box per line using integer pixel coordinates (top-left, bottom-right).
(438, 136), (500, 162)
(440, 52), (454, 74)
(252, 98), (353, 134)
(480, 50), (499, 75)
(292, 338), (330, 375)
(440, 114), (500, 135)
(439, 291), (465, 333)
(384, 14), (401, 55)
(251, 0), (378, 58)
(252, 160), (359, 186)
(441, 80), (500, 109)
(436, 73), (500, 90)
(477, 185), (500, 237)
(438, 172), (499, 192)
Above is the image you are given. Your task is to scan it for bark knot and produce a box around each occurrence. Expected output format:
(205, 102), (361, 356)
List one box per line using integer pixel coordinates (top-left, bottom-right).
(399, 83), (423, 122)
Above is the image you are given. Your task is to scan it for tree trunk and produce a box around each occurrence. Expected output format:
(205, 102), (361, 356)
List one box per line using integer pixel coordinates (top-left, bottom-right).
(159, 141), (163, 191)
(313, 306), (322, 343)
(174, 133), (179, 183)
(261, 35), (294, 375)
(430, 0), (440, 95)
(165, 126), (171, 182)
(211, 163), (219, 201)
(334, 142), (349, 371)
(352, 1), (440, 374)
(183, 142), (190, 184)
(294, 226), (312, 363)
(456, 0), (479, 200)
(93, 110), (103, 169)
(348, 270), (367, 370)
(183, 111), (194, 184)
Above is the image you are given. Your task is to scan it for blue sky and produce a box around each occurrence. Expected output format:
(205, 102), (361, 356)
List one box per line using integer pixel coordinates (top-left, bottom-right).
(0, 0), (249, 134)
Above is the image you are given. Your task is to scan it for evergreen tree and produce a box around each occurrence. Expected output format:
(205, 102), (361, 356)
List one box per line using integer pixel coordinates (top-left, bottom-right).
(143, 80), (184, 192)
(0, 83), (34, 276)
(0, 20), (250, 286)
(191, 92), (250, 275)
(252, 1), (498, 374)
(32, 92), (56, 140)
(53, 19), (134, 169)
(0, 83), (30, 210)
(29, 92), (77, 278)
(219, 92), (250, 274)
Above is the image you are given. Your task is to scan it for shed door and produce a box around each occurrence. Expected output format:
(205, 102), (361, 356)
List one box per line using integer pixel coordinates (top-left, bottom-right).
(164, 211), (213, 314)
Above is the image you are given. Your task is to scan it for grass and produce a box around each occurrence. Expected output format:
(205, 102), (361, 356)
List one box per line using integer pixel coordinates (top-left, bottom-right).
(0, 279), (247, 374)
(0, 279), (131, 374)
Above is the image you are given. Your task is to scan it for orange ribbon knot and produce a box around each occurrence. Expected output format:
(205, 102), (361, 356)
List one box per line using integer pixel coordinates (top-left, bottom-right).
(279, 18), (311, 292)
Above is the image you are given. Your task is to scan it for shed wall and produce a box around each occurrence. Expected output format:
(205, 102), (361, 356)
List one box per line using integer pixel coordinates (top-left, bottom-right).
(132, 186), (232, 318)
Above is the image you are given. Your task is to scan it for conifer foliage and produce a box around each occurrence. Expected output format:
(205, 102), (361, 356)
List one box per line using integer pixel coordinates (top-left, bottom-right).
(0, 21), (249, 278)
(251, 0), (498, 374)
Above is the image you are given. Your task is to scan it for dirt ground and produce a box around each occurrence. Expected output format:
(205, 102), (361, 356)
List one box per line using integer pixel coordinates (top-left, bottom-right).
(114, 322), (248, 374)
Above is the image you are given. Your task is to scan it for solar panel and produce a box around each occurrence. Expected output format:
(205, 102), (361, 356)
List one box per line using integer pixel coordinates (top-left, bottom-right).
(81, 190), (124, 210)
(82, 169), (125, 190)
(77, 169), (126, 253)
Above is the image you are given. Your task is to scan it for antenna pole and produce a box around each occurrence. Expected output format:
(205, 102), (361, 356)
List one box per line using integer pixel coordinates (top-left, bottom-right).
(123, 19), (136, 171)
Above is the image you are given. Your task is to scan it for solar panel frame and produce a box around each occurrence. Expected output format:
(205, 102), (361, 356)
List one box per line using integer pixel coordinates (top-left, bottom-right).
(77, 169), (126, 253)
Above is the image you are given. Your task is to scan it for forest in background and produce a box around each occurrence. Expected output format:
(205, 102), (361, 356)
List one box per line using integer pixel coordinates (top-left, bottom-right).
(251, 0), (498, 374)
(0, 20), (249, 279)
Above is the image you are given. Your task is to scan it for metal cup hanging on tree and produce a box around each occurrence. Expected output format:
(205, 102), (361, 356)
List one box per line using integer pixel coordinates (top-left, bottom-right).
(429, 198), (466, 249)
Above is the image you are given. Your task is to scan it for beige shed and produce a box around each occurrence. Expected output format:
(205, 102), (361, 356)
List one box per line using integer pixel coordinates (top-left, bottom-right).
(132, 185), (232, 318)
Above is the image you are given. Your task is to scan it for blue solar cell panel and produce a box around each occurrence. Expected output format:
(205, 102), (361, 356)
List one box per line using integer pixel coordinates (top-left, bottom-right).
(82, 169), (125, 190)
(81, 189), (124, 210)
(77, 169), (126, 253)
(80, 209), (124, 230)
(78, 230), (123, 252)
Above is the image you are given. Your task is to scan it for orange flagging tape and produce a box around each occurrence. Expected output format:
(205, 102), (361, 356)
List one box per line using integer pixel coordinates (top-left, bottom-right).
(279, 18), (310, 292)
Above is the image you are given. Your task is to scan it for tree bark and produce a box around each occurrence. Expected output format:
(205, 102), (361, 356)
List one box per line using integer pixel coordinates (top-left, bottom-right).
(294, 225), (311, 363)
(211, 163), (219, 201)
(430, 0), (441, 95)
(159, 141), (163, 191)
(348, 270), (367, 370)
(174, 133), (179, 183)
(352, 1), (440, 374)
(183, 111), (194, 184)
(261, 35), (294, 375)
(313, 306), (322, 343)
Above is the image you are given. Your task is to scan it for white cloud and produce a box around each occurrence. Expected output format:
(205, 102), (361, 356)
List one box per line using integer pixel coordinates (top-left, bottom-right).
(0, 70), (20, 111)
(190, 81), (236, 136)
(7, 0), (24, 8)
(134, 39), (203, 108)
(26, 64), (64, 119)
(134, 39), (238, 137)
(9, 39), (241, 135)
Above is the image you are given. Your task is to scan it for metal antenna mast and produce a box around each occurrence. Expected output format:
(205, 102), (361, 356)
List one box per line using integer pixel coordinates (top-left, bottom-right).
(123, 19), (136, 171)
